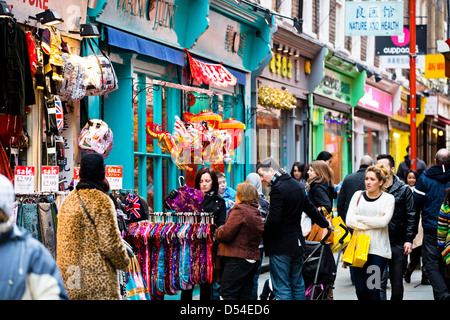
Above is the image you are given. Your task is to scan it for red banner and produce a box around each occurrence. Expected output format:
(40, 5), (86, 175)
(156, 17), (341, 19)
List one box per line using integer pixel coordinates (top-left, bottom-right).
(187, 52), (237, 87)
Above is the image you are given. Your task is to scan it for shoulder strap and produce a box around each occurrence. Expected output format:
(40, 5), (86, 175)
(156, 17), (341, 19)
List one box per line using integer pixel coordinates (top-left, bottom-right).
(357, 191), (364, 206)
(77, 191), (95, 227)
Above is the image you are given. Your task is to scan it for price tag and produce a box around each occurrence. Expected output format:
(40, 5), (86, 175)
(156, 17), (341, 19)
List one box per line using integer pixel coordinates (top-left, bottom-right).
(14, 166), (35, 194)
(73, 167), (80, 188)
(42, 166), (59, 192)
(106, 165), (123, 190)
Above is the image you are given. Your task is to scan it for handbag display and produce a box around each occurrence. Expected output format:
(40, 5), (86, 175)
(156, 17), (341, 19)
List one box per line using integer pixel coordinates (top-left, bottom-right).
(78, 119), (113, 159)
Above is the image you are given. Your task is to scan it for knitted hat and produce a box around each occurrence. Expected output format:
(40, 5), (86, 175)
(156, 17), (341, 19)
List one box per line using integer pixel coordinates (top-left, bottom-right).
(0, 174), (14, 216)
(79, 153), (106, 181)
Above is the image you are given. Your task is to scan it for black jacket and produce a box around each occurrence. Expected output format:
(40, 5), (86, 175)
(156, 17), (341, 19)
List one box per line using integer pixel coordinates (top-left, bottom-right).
(386, 175), (418, 244)
(263, 171), (329, 256)
(202, 192), (227, 227)
(308, 180), (334, 215)
(337, 165), (369, 222)
(396, 155), (427, 182)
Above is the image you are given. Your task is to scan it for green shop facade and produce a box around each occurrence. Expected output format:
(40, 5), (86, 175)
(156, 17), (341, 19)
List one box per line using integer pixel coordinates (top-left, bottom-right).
(84, 0), (274, 212)
(310, 48), (366, 184)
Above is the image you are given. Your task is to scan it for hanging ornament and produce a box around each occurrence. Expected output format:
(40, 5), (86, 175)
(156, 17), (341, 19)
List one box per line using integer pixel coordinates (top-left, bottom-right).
(191, 110), (222, 129)
(218, 118), (246, 150)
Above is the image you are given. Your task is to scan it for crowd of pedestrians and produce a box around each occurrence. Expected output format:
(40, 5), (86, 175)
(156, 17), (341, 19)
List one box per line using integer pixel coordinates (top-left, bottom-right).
(1, 148), (450, 301)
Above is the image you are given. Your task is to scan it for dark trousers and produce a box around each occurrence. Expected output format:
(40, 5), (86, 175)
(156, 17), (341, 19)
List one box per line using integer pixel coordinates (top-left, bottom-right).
(380, 243), (407, 300)
(353, 254), (387, 300)
(220, 257), (259, 300)
(180, 284), (212, 300)
(422, 229), (450, 300)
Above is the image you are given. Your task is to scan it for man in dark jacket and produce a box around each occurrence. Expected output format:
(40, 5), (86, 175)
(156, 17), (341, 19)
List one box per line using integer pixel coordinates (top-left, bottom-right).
(397, 145), (427, 182)
(376, 154), (418, 300)
(413, 148), (450, 300)
(337, 155), (373, 223)
(257, 157), (331, 300)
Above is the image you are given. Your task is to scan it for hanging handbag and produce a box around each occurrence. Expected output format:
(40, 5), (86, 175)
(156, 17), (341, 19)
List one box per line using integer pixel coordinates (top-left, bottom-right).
(78, 119), (114, 158)
(0, 114), (22, 144)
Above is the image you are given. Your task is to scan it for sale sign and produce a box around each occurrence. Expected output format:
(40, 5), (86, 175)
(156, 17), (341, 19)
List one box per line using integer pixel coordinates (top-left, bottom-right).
(14, 166), (35, 194)
(42, 166), (59, 192)
(73, 167), (80, 188)
(106, 165), (123, 190)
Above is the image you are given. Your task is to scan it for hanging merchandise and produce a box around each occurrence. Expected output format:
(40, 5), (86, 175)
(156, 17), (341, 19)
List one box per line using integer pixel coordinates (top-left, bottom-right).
(78, 119), (114, 158)
(44, 95), (61, 135)
(84, 54), (118, 96)
(55, 135), (65, 172)
(25, 31), (38, 79)
(0, 17), (36, 116)
(0, 114), (23, 144)
(0, 140), (14, 182)
(59, 53), (87, 101)
(40, 25), (69, 85)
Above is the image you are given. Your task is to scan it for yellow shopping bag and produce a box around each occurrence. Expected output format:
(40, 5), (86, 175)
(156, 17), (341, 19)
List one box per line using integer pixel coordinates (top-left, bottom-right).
(331, 216), (351, 253)
(353, 233), (371, 268)
(341, 232), (357, 265)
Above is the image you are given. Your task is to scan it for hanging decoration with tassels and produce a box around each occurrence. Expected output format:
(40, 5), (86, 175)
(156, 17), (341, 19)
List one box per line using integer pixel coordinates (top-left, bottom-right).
(257, 85), (297, 110)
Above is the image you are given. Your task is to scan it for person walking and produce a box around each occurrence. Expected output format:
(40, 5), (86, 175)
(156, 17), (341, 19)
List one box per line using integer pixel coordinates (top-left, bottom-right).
(404, 169), (428, 285)
(376, 154), (418, 300)
(215, 182), (264, 300)
(257, 157), (332, 300)
(397, 145), (427, 182)
(56, 153), (131, 300)
(0, 174), (69, 300)
(345, 164), (395, 300)
(413, 148), (450, 300)
(337, 155), (373, 223)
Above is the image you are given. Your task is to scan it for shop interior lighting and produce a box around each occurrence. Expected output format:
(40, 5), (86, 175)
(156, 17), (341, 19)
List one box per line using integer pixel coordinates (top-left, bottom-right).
(433, 128), (438, 134)
(439, 130), (444, 136)
(29, 9), (64, 26)
(69, 24), (100, 38)
(0, 1), (13, 18)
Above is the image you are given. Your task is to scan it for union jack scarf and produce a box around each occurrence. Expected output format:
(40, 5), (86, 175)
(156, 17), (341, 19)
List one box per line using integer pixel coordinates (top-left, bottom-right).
(126, 193), (141, 220)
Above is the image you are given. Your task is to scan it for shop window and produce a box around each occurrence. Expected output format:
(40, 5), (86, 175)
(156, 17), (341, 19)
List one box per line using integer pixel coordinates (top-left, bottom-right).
(323, 110), (347, 184)
(363, 127), (381, 159)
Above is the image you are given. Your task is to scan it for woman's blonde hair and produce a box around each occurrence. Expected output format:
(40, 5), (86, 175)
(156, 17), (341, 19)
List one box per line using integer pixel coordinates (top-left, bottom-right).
(308, 160), (334, 185)
(236, 182), (259, 203)
(366, 164), (390, 191)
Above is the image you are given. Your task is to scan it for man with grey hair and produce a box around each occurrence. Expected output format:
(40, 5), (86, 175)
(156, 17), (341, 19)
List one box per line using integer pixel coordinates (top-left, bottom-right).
(257, 157), (332, 300)
(413, 148), (450, 300)
(337, 155), (374, 223)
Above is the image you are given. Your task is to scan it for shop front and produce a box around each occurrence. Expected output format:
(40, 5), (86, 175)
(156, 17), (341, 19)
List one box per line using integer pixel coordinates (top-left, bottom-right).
(354, 76), (400, 169)
(255, 25), (324, 173)
(86, 0), (273, 212)
(311, 49), (365, 184)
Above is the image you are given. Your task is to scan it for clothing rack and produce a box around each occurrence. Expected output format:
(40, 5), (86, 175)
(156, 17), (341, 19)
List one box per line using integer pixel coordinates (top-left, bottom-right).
(149, 211), (214, 224)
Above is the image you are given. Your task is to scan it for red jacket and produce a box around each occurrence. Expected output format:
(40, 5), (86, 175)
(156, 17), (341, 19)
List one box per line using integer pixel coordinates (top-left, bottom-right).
(215, 201), (264, 261)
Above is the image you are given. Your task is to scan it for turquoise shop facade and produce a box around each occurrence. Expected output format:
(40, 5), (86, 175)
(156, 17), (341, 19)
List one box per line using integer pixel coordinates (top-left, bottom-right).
(85, 0), (275, 212)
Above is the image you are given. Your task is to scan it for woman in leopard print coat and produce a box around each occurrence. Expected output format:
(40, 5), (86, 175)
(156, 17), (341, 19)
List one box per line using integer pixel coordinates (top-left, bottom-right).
(56, 154), (130, 300)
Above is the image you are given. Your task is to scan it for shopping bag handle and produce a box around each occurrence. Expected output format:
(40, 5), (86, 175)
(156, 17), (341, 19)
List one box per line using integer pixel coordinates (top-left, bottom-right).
(338, 223), (350, 244)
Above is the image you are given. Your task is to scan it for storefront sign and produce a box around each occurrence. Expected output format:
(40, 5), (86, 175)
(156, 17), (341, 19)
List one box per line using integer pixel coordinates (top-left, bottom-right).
(424, 95), (438, 115)
(269, 52), (293, 79)
(375, 25), (427, 56)
(14, 166), (35, 194)
(106, 165), (123, 190)
(41, 166), (59, 192)
(117, 0), (177, 31)
(345, 1), (403, 36)
(188, 53), (237, 87)
(314, 68), (352, 105)
(359, 85), (393, 116)
(9, 0), (88, 38)
(379, 55), (425, 70)
(425, 54), (446, 79)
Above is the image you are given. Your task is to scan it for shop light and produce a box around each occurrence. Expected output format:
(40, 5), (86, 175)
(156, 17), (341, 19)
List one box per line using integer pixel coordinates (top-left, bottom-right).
(366, 70), (373, 78)
(433, 128), (438, 134)
(30, 9), (64, 26)
(374, 74), (382, 82)
(294, 50), (300, 57)
(356, 63), (365, 73)
(283, 45), (289, 53)
(439, 130), (444, 136)
(288, 48), (293, 55)
(69, 24), (100, 38)
(0, 1), (13, 18)
(277, 43), (283, 51)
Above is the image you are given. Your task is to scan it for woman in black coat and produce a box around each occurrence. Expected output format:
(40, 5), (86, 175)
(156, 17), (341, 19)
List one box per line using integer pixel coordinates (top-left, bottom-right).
(306, 160), (334, 215)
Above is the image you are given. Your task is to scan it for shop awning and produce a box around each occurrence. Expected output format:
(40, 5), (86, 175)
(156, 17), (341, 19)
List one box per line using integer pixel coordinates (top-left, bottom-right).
(105, 27), (185, 67)
(438, 116), (450, 126)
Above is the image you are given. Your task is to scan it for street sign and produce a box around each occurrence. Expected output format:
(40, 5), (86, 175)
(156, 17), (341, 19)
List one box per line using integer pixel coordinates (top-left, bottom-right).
(344, 1), (403, 36)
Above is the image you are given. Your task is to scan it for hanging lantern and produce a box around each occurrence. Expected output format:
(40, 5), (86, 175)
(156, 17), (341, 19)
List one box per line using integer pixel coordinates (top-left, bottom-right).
(219, 118), (246, 150)
(183, 111), (194, 123)
(191, 110), (222, 129)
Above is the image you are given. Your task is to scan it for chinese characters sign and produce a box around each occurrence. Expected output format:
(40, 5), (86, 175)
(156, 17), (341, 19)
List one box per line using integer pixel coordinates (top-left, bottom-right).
(345, 1), (403, 36)
(425, 54), (447, 79)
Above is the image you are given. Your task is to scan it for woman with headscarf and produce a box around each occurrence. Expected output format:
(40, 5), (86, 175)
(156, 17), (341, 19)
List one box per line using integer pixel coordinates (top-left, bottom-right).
(56, 153), (130, 300)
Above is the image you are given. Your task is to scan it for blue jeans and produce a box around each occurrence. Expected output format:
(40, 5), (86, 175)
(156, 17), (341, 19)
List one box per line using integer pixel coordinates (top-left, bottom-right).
(269, 254), (305, 300)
